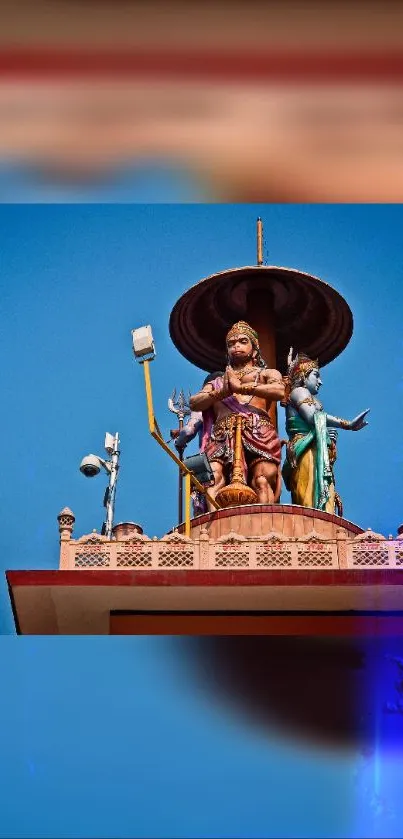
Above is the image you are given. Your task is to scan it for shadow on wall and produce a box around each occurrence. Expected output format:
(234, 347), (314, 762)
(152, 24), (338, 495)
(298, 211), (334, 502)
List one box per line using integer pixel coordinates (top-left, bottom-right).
(178, 636), (403, 753)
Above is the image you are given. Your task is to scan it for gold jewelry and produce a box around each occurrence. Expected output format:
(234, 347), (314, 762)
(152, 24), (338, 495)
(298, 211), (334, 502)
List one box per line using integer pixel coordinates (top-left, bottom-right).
(283, 353), (320, 404)
(226, 321), (259, 348)
(296, 396), (316, 408)
(232, 365), (256, 382)
(212, 388), (226, 402)
(238, 371), (260, 396)
(213, 412), (272, 436)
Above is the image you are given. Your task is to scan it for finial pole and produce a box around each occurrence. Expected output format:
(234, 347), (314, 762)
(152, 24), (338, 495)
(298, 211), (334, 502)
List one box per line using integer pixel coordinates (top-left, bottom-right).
(257, 217), (264, 266)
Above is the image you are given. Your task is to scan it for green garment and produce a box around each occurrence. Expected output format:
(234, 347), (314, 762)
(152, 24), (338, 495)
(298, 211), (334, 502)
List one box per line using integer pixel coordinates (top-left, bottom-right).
(282, 410), (333, 510)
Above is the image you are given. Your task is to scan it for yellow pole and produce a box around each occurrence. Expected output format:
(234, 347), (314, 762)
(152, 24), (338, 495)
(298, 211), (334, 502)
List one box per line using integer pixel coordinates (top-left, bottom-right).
(140, 359), (220, 512)
(184, 472), (191, 537)
(143, 359), (155, 435)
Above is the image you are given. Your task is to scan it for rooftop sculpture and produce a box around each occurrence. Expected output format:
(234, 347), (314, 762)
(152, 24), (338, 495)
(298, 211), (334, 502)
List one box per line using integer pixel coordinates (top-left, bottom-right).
(166, 219), (369, 523)
(189, 321), (284, 509)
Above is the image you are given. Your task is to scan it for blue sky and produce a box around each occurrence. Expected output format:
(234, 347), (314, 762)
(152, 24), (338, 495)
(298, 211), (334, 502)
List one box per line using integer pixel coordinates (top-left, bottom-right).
(1, 204), (403, 837)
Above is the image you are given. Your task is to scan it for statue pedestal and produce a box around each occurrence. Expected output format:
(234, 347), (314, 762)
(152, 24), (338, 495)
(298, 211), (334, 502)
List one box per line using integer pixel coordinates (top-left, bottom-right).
(182, 503), (362, 541)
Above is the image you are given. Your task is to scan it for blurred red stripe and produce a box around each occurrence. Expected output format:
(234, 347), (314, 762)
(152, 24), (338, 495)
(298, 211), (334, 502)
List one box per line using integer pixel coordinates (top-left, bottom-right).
(0, 48), (402, 81)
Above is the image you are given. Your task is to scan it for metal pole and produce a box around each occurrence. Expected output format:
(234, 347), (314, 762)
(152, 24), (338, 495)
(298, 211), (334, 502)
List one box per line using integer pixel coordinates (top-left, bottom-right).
(184, 472), (191, 538)
(178, 420), (184, 526)
(105, 432), (120, 539)
(141, 361), (220, 510)
(143, 360), (155, 434)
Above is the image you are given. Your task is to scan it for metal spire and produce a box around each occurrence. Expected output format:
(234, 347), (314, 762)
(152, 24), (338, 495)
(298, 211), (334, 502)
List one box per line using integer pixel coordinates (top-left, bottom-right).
(257, 217), (264, 266)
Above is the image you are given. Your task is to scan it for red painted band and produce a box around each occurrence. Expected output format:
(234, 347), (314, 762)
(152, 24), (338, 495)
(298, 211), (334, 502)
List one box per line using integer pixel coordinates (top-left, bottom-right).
(0, 49), (402, 82)
(6, 568), (403, 588)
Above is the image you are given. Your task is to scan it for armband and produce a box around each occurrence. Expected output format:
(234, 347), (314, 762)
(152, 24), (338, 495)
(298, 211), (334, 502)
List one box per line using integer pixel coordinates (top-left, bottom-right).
(296, 396), (316, 408)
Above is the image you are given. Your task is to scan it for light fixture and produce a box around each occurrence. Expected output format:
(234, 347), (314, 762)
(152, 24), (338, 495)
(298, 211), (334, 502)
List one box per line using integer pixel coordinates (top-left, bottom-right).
(79, 432), (120, 539)
(131, 325), (155, 361)
(79, 454), (111, 477)
(183, 452), (214, 486)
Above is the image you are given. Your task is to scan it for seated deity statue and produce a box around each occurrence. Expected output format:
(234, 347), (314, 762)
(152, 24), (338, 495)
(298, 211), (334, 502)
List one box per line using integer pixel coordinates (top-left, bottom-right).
(282, 350), (369, 514)
(189, 321), (285, 510)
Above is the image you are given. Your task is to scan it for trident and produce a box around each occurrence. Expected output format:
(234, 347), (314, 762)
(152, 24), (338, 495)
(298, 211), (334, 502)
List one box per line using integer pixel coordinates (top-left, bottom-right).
(168, 388), (191, 525)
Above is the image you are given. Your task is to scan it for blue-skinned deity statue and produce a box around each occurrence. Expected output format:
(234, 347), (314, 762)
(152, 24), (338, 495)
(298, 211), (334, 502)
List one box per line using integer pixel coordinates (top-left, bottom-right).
(282, 351), (369, 515)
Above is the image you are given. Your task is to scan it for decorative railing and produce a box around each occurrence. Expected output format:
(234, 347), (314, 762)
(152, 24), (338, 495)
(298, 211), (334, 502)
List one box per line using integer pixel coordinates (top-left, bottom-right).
(57, 509), (403, 572)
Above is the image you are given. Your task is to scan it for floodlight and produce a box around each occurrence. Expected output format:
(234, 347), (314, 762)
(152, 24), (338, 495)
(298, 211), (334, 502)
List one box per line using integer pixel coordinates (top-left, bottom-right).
(183, 452), (214, 486)
(104, 432), (115, 455)
(131, 325), (155, 360)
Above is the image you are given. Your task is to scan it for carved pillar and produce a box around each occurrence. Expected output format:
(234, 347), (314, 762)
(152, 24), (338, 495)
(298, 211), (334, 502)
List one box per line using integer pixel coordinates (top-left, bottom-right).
(291, 541), (299, 569)
(387, 536), (396, 568)
(199, 526), (210, 570)
(249, 540), (257, 569)
(336, 527), (349, 569)
(109, 541), (118, 570)
(151, 536), (160, 569)
(57, 507), (75, 570)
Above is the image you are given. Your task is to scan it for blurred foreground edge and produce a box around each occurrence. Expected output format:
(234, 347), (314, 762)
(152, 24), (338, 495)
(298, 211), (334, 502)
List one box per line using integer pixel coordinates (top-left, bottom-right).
(0, 47), (403, 80)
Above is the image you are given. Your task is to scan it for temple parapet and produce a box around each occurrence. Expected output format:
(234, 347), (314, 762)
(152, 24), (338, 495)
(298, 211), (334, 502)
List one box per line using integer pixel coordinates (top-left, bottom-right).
(58, 507), (403, 572)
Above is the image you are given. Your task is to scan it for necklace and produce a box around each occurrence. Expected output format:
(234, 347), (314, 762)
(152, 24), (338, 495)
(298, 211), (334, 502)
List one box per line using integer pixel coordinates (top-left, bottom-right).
(236, 370), (260, 406)
(233, 364), (256, 381)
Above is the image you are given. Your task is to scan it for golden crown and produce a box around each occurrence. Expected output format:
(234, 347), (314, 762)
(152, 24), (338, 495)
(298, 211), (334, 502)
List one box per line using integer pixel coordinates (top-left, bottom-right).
(226, 321), (260, 350)
(283, 349), (320, 403)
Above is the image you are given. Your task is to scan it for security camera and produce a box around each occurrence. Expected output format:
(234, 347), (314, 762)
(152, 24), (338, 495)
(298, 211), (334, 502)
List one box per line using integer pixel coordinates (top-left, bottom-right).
(79, 454), (103, 477)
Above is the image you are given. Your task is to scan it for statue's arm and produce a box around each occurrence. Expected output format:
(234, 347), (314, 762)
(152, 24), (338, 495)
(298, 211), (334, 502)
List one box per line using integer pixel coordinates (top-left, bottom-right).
(171, 411), (203, 450)
(189, 375), (230, 411)
(184, 411), (203, 437)
(254, 369), (285, 401)
(326, 409), (370, 431)
(326, 414), (351, 430)
(290, 389), (370, 433)
(230, 368), (285, 401)
(289, 387), (317, 425)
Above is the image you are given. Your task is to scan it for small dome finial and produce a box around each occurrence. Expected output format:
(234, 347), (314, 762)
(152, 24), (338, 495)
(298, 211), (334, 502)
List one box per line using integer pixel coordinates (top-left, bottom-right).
(57, 507), (75, 539)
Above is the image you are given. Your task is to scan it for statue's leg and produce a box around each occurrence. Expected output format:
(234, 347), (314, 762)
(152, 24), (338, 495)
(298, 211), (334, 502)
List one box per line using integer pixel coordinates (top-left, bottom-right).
(207, 460), (226, 511)
(325, 483), (336, 514)
(273, 464), (282, 503)
(290, 447), (335, 512)
(250, 460), (279, 504)
(290, 447), (315, 507)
